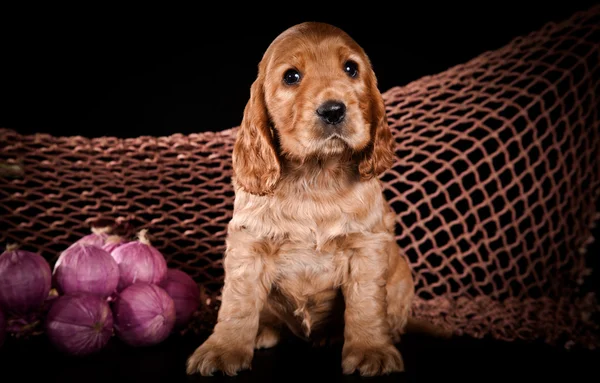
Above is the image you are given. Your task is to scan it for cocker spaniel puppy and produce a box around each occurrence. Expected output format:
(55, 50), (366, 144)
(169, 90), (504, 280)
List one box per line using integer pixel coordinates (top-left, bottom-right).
(187, 22), (419, 377)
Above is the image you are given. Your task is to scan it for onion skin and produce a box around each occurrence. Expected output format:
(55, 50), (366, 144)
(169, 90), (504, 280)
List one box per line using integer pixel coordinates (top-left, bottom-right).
(0, 246), (52, 316)
(110, 230), (167, 291)
(74, 226), (127, 255)
(113, 283), (176, 347)
(53, 243), (120, 298)
(160, 269), (200, 328)
(76, 232), (107, 249)
(0, 309), (5, 348)
(45, 293), (114, 356)
(101, 236), (127, 254)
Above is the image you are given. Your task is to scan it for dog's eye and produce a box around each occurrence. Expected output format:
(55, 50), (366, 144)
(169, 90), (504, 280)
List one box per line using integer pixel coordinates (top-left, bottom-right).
(283, 69), (301, 85)
(344, 60), (358, 78)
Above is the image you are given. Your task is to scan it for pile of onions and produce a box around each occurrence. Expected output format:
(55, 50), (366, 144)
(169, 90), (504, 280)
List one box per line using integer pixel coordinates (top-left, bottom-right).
(113, 283), (176, 347)
(45, 293), (113, 356)
(1, 225), (202, 355)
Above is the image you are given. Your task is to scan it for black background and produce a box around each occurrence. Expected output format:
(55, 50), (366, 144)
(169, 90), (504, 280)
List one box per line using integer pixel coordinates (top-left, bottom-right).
(2, 2), (599, 138)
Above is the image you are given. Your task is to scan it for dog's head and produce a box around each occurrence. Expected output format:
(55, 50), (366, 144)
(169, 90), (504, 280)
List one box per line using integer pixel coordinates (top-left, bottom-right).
(232, 22), (394, 195)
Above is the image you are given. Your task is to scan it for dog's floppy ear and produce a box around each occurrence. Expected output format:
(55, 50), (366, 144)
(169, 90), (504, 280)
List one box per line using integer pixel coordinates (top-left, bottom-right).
(232, 73), (281, 196)
(358, 70), (395, 181)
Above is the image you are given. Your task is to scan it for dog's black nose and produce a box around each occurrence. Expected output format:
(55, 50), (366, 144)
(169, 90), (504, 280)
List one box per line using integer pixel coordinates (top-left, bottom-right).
(317, 100), (346, 125)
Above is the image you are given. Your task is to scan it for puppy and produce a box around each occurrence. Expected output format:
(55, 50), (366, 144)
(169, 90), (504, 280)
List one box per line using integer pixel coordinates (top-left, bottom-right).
(187, 21), (418, 377)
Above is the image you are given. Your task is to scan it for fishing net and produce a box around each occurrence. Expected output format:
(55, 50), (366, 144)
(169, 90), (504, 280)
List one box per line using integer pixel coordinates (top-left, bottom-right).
(1, 5), (599, 349)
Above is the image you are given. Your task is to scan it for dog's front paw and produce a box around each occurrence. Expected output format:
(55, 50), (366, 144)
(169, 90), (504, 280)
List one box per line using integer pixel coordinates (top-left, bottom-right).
(342, 343), (404, 376)
(186, 338), (253, 376)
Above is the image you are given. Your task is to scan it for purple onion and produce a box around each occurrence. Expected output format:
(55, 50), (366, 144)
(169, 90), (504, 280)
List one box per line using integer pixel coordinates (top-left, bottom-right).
(74, 226), (127, 254)
(0, 309), (6, 348)
(0, 245), (52, 316)
(110, 229), (167, 291)
(113, 283), (175, 347)
(45, 293), (114, 356)
(75, 226), (110, 248)
(160, 269), (200, 328)
(53, 243), (119, 298)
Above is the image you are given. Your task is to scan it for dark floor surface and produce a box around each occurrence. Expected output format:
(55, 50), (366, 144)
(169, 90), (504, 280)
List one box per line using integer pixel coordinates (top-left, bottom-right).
(1, 329), (598, 383)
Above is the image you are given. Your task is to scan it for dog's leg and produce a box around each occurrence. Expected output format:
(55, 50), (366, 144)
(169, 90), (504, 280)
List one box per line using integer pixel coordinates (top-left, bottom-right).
(385, 243), (453, 341)
(385, 242), (415, 344)
(341, 235), (405, 377)
(255, 307), (281, 350)
(255, 326), (280, 349)
(186, 239), (271, 376)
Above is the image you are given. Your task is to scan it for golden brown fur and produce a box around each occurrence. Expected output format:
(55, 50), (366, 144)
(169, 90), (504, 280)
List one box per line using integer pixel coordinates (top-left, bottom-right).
(186, 22), (428, 377)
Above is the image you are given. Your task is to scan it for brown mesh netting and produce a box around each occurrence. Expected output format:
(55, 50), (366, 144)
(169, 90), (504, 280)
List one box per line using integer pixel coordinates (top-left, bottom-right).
(1, 5), (599, 349)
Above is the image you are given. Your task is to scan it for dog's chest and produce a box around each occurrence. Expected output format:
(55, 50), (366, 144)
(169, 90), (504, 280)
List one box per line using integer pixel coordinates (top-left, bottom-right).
(273, 240), (349, 292)
(268, 242), (349, 337)
(262, 199), (354, 335)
